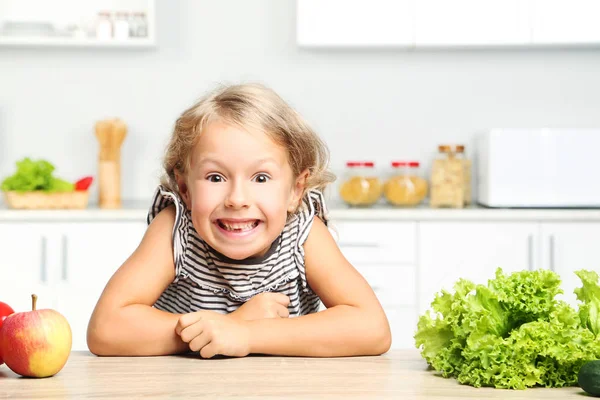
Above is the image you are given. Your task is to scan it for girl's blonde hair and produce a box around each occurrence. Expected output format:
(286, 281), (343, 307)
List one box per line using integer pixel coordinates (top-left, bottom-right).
(161, 83), (335, 207)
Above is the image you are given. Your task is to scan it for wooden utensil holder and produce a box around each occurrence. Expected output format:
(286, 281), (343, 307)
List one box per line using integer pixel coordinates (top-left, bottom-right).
(95, 118), (127, 209)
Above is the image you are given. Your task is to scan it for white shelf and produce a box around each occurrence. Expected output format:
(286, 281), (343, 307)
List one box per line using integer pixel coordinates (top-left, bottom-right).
(0, 35), (155, 48)
(0, 0), (156, 49)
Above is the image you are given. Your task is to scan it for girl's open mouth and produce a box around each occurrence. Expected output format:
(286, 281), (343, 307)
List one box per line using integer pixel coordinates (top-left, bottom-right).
(216, 219), (260, 233)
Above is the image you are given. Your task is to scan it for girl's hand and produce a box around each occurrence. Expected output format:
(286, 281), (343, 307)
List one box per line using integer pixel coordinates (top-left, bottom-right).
(175, 311), (251, 358)
(230, 292), (290, 321)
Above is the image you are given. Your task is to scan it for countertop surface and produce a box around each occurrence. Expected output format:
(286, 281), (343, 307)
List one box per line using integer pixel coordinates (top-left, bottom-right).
(1, 200), (600, 222)
(0, 350), (585, 399)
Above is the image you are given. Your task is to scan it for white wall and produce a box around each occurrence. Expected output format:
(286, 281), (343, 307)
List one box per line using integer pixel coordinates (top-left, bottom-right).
(1, 0), (600, 203)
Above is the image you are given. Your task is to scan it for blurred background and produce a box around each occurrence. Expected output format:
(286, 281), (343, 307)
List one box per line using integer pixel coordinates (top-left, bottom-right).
(1, 0), (599, 204)
(2, 0), (600, 352)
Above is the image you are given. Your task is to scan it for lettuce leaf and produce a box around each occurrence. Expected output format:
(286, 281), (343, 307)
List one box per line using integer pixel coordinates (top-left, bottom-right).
(574, 270), (600, 337)
(1, 158), (74, 192)
(415, 268), (600, 389)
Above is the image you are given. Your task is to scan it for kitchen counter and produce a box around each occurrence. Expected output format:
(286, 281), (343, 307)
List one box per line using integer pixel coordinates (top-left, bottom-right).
(1, 200), (600, 222)
(1, 350), (584, 399)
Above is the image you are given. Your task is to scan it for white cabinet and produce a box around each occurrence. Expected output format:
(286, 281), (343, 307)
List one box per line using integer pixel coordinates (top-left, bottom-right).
(531, 0), (600, 45)
(540, 222), (600, 307)
(417, 222), (538, 314)
(414, 0), (529, 47)
(333, 220), (415, 265)
(4, 215), (599, 354)
(297, 0), (600, 48)
(417, 221), (600, 314)
(54, 222), (146, 351)
(297, 0), (414, 47)
(0, 221), (147, 351)
(332, 220), (417, 349)
(0, 223), (56, 312)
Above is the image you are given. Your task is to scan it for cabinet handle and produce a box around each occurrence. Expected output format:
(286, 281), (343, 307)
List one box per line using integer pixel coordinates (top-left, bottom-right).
(549, 235), (555, 272)
(40, 236), (47, 283)
(61, 235), (68, 281)
(527, 235), (533, 271)
(338, 242), (379, 248)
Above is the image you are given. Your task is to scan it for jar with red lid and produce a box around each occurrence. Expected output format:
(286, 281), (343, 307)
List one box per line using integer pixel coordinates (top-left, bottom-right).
(383, 161), (428, 206)
(339, 161), (382, 207)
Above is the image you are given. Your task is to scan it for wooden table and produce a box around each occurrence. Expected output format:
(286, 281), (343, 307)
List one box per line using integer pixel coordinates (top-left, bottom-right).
(1, 350), (585, 399)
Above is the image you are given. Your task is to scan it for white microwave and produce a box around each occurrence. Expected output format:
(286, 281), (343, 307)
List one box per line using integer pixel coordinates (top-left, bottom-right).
(476, 128), (600, 208)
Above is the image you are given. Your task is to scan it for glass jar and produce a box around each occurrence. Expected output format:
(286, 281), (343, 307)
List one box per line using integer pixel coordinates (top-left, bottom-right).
(430, 145), (472, 208)
(113, 12), (130, 40)
(134, 12), (148, 37)
(339, 161), (382, 207)
(96, 11), (113, 40)
(384, 161), (428, 206)
(128, 13), (138, 37)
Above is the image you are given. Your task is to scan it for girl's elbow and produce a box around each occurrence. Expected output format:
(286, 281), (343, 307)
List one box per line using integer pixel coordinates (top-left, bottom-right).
(366, 315), (392, 355)
(87, 316), (115, 356)
(373, 325), (392, 355)
(87, 337), (106, 356)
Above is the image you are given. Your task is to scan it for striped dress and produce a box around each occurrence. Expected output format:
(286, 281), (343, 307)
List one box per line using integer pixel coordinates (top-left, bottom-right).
(147, 185), (328, 317)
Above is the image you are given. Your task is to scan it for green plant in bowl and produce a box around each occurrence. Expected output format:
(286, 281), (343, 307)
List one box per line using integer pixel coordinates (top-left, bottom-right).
(1, 158), (74, 193)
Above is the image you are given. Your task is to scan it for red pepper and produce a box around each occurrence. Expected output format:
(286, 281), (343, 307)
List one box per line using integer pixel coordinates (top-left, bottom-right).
(74, 176), (94, 191)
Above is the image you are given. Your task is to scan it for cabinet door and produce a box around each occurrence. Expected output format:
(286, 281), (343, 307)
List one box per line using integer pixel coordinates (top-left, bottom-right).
(385, 306), (418, 350)
(540, 222), (600, 308)
(414, 0), (529, 46)
(332, 220), (418, 349)
(418, 222), (539, 314)
(352, 262), (416, 349)
(54, 222), (147, 351)
(297, 0), (414, 47)
(332, 221), (416, 266)
(531, 0), (600, 45)
(0, 222), (55, 312)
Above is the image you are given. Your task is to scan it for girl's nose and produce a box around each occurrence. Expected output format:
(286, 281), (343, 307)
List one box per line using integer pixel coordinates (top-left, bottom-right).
(225, 181), (250, 209)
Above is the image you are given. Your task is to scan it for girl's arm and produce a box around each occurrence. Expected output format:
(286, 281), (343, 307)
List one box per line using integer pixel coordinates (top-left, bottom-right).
(245, 217), (392, 357)
(87, 206), (189, 356)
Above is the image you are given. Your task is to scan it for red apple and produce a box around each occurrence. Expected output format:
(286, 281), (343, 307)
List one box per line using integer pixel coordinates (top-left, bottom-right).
(0, 294), (72, 378)
(0, 300), (15, 365)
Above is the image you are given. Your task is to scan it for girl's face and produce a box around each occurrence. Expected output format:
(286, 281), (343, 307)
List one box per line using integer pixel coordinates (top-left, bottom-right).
(177, 120), (307, 260)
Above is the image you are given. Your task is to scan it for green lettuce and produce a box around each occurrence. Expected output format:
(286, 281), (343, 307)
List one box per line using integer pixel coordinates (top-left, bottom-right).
(575, 270), (600, 337)
(1, 158), (74, 192)
(415, 268), (600, 389)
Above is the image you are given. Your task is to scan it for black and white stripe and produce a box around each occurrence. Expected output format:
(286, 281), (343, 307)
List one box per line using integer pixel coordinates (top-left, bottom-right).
(147, 186), (328, 317)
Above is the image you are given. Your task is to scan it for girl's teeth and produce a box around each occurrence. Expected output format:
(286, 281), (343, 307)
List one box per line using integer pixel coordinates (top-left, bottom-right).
(220, 221), (258, 232)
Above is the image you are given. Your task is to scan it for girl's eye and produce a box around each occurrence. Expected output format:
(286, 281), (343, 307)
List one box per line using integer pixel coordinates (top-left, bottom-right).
(207, 174), (224, 183)
(253, 174), (270, 183)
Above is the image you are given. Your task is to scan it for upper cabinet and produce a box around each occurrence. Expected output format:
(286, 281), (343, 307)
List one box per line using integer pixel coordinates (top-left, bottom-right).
(297, 0), (414, 47)
(414, 0), (529, 47)
(0, 0), (156, 48)
(297, 0), (600, 48)
(530, 0), (600, 45)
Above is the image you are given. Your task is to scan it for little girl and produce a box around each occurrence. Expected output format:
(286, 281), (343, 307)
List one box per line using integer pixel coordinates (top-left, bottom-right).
(87, 83), (391, 358)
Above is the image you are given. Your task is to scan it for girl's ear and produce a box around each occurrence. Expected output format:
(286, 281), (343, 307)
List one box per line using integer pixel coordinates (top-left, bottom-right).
(175, 170), (192, 208)
(288, 168), (310, 212)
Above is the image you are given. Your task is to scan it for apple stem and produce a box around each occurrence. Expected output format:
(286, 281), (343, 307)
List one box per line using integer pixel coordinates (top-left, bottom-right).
(32, 294), (38, 311)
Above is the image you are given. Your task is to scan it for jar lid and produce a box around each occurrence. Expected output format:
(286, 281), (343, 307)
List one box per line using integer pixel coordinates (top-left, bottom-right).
(438, 145), (465, 153)
(346, 161), (375, 167)
(391, 161), (420, 167)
